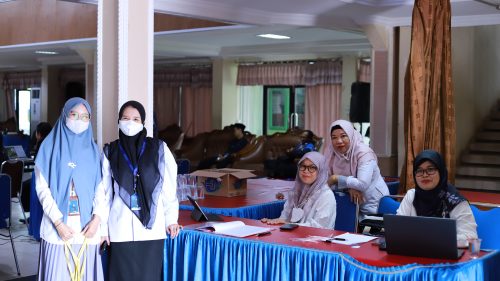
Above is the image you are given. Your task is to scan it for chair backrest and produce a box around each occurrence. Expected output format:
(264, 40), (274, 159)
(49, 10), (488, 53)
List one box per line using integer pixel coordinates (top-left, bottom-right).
(471, 205), (500, 250)
(176, 158), (190, 175)
(1, 160), (24, 198)
(377, 196), (400, 215)
(2, 134), (31, 156)
(0, 173), (12, 228)
(334, 191), (359, 232)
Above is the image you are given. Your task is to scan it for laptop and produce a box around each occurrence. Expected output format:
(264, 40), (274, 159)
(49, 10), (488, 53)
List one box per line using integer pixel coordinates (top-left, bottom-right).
(187, 195), (223, 222)
(383, 214), (465, 259)
(4, 145), (32, 162)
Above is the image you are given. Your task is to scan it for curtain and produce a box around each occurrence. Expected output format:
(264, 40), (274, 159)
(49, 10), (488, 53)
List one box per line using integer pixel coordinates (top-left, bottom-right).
(154, 86), (179, 131)
(305, 84), (342, 152)
(358, 60), (371, 83)
(401, 0), (455, 191)
(237, 60), (342, 86)
(237, 86), (263, 136)
(182, 86), (212, 137)
(2, 71), (41, 119)
(154, 66), (212, 134)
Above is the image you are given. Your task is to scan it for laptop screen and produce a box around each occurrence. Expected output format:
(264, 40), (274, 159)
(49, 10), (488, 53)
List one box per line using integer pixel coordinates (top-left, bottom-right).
(383, 214), (463, 260)
(4, 145), (27, 159)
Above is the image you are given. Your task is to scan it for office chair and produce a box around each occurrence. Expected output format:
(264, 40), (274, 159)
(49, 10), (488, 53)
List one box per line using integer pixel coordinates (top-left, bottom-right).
(333, 191), (359, 232)
(1, 160), (28, 230)
(0, 173), (21, 275)
(358, 195), (401, 234)
(471, 205), (500, 250)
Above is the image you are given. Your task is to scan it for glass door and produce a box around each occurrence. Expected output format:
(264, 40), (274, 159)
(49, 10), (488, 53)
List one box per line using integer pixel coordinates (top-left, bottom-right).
(263, 86), (305, 135)
(16, 89), (31, 135)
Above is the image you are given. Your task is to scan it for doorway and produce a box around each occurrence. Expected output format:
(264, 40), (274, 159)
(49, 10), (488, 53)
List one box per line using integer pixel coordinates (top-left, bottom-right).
(263, 86), (305, 135)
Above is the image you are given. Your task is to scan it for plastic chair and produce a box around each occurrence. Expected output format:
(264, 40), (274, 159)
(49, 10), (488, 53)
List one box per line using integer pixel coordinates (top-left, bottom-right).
(1, 160), (28, 230)
(28, 171), (43, 241)
(358, 195), (401, 233)
(2, 134), (31, 156)
(176, 159), (191, 175)
(470, 205), (500, 250)
(0, 173), (21, 275)
(333, 191), (359, 232)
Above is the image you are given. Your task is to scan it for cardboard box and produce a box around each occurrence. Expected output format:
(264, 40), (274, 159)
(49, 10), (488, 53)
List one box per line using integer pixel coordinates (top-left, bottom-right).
(190, 169), (256, 197)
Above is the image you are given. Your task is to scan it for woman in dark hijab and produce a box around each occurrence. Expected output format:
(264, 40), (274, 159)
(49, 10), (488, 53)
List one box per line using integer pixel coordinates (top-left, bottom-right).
(102, 101), (180, 281)
(397, 149), (477, 246)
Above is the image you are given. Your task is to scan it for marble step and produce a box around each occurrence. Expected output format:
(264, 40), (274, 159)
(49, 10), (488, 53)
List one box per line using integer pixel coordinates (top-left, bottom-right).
(455, 165), (500, 178)
(461, 153), (500, 165)
(470, 142), (500, 153)
(455, 177), (500, 192)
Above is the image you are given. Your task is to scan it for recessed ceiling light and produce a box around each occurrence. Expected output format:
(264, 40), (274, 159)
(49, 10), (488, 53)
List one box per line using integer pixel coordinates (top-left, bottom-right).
(257, 34), (291, 40)
(35, 50), (59, 55)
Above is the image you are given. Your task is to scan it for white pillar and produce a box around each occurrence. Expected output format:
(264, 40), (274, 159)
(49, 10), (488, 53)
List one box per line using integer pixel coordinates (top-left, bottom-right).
(97, 0), (154, 147)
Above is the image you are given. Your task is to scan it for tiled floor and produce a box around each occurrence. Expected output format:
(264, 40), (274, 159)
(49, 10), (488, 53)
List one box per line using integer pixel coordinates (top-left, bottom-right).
(0, 201), (39, 281)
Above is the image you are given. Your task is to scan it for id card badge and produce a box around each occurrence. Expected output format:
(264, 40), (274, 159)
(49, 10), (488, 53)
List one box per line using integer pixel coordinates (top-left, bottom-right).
(68, 196), (80, 215)
(130, 193), (141, 211)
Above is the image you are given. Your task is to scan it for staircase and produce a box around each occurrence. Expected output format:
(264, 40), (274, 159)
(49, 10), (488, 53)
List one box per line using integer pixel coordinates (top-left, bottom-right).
(455, 109), (500, 192)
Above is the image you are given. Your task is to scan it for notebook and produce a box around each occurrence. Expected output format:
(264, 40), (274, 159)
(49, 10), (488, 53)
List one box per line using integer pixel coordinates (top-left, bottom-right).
(383, 214), (465, 259)
(187, 195), (223, 222)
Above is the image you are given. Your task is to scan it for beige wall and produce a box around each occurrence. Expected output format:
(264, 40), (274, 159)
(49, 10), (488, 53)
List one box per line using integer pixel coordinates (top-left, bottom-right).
(398, 25), (500, 169)
(452, 27), (476, 162)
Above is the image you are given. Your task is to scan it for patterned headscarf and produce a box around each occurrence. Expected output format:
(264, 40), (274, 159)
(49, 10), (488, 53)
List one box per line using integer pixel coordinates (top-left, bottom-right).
(413, 149), (466, 217)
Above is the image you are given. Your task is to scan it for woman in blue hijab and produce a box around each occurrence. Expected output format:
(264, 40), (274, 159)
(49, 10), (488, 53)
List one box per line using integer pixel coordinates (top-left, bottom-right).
(35, 97), (105, 281)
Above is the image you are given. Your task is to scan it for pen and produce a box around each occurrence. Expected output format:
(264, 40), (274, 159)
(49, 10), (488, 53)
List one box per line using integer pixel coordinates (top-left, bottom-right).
(326, 237), (346, 242)
(256, 231), (272, 237)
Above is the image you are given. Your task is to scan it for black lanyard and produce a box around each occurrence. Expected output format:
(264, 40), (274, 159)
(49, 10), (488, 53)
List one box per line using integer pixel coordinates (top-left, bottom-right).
(118, 140), (146, 192)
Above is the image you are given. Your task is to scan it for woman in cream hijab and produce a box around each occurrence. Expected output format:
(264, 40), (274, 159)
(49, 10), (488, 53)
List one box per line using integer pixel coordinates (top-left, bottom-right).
(261, 151), (336, 229)
(324, 120), (389, 218)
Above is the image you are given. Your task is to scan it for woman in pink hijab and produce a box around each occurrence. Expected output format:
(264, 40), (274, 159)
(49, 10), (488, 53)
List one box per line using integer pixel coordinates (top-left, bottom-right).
(324, 120), (389, 217)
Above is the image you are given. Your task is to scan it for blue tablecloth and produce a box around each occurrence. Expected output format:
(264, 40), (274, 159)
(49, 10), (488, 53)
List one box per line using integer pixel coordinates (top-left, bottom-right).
(179, 200), (285, 220)
(164, 230), (500, 281)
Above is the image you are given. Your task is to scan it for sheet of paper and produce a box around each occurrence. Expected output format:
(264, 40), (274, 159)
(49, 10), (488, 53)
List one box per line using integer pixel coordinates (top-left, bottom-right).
(328, 233), (377, 245)
(196, 221), (271, 238)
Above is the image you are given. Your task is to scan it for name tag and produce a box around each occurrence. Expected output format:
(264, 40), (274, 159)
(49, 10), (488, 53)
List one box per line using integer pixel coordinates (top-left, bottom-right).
(68, 196), (80, 216)
(131, 193), (141, 211)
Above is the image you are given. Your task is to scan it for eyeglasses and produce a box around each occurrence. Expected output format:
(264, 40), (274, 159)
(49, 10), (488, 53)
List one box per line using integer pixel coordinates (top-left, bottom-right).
(68, 111), (90, 122)
(298, 164), (318, 173)
(415, 167), (438, 177)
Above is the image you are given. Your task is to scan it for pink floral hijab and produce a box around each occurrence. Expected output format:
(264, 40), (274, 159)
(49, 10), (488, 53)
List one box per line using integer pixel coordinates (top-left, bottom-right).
(323, 120), (376, 176)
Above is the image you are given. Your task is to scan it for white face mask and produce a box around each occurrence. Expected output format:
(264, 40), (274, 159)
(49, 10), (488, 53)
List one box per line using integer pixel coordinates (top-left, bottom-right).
(119, 120), (144, 136)
(65, 118), (89, 134)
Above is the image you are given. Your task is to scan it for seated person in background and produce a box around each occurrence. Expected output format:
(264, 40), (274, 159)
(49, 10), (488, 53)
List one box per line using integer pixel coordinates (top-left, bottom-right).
(197, 123), (248, 169)
(32, 122), (53, 157)
(20, 122), (53, 220)
(261, 152), (336, 229)
(325, 120), (389, 219)
(397, 149), (477, 246)
(265, 130), (316, 179)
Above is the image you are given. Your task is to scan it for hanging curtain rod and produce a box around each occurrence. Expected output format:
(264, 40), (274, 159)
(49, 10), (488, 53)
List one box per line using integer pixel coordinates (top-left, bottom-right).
(238, 58), (342, 66)
(473, 0), (500, 10)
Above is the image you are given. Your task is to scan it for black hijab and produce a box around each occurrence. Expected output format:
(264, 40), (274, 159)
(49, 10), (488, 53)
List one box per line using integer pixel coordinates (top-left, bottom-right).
(412, 150), (466, 218)
(107, 101), (161, 228)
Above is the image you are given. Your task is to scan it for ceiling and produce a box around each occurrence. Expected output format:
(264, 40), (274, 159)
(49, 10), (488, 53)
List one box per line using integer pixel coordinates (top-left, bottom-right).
(1, 0), (499, 71)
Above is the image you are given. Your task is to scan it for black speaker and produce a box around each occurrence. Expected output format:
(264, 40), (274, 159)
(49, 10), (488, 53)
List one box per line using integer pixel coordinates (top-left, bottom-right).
(349, 82), (370, 123)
